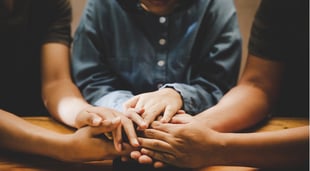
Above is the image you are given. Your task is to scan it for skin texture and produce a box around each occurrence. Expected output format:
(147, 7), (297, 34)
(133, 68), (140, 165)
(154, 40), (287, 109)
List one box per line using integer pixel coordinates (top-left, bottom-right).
(123, 88), (183, 130)
(131, 55), (309, 169)
(138, 118), (309, 169)
(193, 55), (284, 133)
(0, 109), (134, 162)
(41, 43), (141, 151)
(75, 106), (141, 150)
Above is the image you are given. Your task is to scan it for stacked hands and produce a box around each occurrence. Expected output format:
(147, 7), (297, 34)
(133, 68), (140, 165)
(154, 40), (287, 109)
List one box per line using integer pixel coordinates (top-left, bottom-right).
(74, 88), (207, 168)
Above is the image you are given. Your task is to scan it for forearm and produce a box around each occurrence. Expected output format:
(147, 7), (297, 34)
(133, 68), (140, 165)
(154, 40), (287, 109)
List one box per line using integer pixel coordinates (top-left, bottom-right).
(42, 79), (91, 128)
(195, 85), (270, 132)
(0, 110), (67, 160)
(219, 126), (309, 168)
(41, 43), (90, 128)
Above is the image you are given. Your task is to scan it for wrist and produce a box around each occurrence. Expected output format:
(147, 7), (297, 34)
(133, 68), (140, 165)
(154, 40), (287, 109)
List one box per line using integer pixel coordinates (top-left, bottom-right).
(202, 130), (230, 166)
(48, 134), (73, 162)
(159, 87), (183, 107)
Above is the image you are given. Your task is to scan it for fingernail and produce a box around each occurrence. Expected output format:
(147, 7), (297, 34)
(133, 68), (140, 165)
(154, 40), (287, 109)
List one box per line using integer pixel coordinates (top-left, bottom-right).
(118, 143), (122, 151)
(92, 117), (101, 125)
(160, 118), (167, 123)
(133, 139), (140, 147)
(141, 148), (147, 154)
(140, 122), (148, 129)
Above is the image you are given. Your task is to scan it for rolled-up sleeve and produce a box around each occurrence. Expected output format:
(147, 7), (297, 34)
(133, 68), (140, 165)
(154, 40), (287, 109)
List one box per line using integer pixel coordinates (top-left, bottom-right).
(161, 7), (241, 114)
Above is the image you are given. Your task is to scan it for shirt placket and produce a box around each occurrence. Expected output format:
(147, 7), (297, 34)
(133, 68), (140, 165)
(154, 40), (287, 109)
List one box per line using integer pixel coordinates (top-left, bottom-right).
(155, 16), (168, 89)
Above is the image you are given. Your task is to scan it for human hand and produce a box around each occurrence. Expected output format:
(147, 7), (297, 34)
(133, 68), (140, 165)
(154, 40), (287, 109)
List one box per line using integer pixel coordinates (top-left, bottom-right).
(123, 88), (183, 129)
(137, 119), (223, 168)
(60, 117), (135, 162)
(129, 113), (193, 167)
(75, 106), (140, 152)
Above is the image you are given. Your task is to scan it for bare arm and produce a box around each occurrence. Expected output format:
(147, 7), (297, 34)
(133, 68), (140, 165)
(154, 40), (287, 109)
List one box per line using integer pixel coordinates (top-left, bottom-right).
(194, 55), (285, 132)
(221, 126), (309, 168)
(41, 43), (140, 149)
(41, 43), (91, 128)
(0, 109), (67, 159)
(138, 120), (309, 169)
(0, 109), (132, 162)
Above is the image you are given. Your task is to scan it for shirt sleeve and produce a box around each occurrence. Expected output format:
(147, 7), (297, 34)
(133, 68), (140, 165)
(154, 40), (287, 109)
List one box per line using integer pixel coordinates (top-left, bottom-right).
(248, 0), (303, 61)
(94, 90), (134, 112)
(43, 0), (72, 46)
(162, 2), (242, 114)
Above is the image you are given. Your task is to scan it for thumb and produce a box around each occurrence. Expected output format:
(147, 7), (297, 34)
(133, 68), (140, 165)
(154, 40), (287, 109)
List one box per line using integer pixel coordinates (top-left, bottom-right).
(123, 96), (139, 109)
(119, 143), (137, 155)
(76, 111), (102, 128)
(161, 106), (176, 123)
(89, 117), (121, 135)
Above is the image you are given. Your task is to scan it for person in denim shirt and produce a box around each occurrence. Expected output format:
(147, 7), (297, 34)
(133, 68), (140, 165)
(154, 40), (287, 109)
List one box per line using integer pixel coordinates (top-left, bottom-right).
(72, 0), (241, 147)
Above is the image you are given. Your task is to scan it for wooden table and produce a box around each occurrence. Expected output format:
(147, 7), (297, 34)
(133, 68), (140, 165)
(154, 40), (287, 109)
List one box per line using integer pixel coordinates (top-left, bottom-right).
(0, 117), (308, 171)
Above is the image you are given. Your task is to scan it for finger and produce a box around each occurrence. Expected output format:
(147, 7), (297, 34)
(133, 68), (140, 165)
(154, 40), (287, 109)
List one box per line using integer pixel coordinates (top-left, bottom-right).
(123, 96), (139, 109)
(141, 148), (175, 165)
(177, 110), (186, 114)
(143, 108), (163, 128)
(101, 117), (121, 140)
(76, 111), (102, 128)
(154, 161), (166, 168)
(150, 121), (177, 133)
(143, 128), (170, 141)
(118, 143), (136, 156)
(135, 108), (145, 114)
(170, 114), (192, 124)
(138, 154), (154, 164)
(85, 108), (114, 120)
(124, 108), (147, 130)
(122, 118), (140, 147)
(138, 137), (172, 153)
(160, 106), (177, 123)
(113, 123), (123, 152)
(101, 116), (121, 126)
(130, 151), (142, 161)
(87, 120), (120, 135)
(156, 115), (163, 121)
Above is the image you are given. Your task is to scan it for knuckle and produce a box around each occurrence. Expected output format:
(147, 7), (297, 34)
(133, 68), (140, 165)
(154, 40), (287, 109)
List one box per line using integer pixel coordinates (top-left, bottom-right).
(151, 141), (161, 148)
(161, 153), (174, 162)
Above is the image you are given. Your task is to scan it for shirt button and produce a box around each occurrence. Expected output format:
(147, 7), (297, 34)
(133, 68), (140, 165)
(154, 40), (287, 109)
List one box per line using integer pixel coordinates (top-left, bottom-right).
(159, 17), (166, 23)
(157, 60), (165, 67)
(159, 38), (166, 45)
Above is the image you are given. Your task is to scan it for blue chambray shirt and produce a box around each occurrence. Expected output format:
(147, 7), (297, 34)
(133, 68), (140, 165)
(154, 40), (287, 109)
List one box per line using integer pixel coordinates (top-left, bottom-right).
(71, 0), (241, 114)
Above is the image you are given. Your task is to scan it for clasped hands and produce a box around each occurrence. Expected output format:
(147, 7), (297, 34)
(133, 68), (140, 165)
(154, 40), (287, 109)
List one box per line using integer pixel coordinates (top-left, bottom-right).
(75, 88), (188, 166)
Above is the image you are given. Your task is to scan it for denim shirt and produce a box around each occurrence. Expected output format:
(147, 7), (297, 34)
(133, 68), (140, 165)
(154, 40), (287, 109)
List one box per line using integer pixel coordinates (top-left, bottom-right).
(72, 0), (241, 114)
